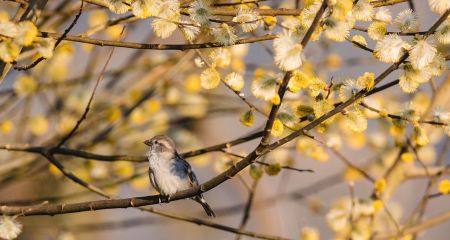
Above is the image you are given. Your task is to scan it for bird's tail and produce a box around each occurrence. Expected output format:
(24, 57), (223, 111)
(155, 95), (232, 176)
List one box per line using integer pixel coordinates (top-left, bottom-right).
(194, 195), (216, 217)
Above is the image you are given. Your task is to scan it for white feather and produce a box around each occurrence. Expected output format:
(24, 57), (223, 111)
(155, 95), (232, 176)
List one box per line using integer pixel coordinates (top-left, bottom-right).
(148, 151), (191, 195)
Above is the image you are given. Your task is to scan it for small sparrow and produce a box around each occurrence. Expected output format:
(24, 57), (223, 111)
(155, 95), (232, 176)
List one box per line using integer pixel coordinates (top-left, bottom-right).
(144, 135), (216, 217)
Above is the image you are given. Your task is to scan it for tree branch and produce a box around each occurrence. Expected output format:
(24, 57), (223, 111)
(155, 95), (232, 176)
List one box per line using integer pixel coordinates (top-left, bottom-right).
(37, 32), (276, 50)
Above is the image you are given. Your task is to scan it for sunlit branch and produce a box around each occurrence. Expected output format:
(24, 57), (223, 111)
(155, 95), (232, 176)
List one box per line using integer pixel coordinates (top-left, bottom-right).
(263, 9), (450, 155)
(374, 210), (450, 240)
(37, 32), (276, 50)
(353, 25), (429, 36)
(359, 102), (448, 126)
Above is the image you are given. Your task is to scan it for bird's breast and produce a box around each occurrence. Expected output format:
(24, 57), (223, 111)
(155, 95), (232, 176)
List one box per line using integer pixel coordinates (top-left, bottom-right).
(148, 155), (190, 195)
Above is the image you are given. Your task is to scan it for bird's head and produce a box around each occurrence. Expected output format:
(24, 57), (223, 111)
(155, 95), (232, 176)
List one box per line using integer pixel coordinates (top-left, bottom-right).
(144, 135), (177, 156)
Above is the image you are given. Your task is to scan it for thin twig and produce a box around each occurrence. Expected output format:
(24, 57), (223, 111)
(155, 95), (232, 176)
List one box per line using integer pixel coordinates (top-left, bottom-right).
(56, 27), (124, 148)
(37, 32), (277, 50)
(360, 102), (448, 126)
(41, 152), (110, 198)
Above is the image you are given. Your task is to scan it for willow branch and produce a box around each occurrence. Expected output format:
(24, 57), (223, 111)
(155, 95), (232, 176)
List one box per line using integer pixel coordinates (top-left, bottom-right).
(370, 0), (408, 7)
(360, 102), (448, 126)
(262, 9), (450, 155)
(0, 130), (265, 162)
(143, 207), (291, 240)
(403, 138), (450, 230)
(254, 161), (314, 173)
(235, 178), (260, 240)
(347, 38), (374, 53)
(38, 32), (276, 50)
(353, 25), (428, 36)
(259, 0), (327, 147)
(13, 0), (85, 70)
(49, 206), (289, 240)
(234, 4), (327, 237)
(1, 7), (448, 225)
(404, 166), (450, 179)
(83, 0), (406, 14)
(374, 210), (450, 240)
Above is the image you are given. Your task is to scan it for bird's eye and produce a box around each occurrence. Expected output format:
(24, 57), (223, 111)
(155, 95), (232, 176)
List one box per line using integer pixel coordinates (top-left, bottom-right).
(154, 140), (158, 145)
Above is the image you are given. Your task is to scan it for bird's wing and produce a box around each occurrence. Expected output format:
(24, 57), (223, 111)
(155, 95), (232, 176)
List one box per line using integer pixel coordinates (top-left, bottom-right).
(148, 166), (161, 192)
(175, 155), (215, 216)
(176, 153), (199, 186)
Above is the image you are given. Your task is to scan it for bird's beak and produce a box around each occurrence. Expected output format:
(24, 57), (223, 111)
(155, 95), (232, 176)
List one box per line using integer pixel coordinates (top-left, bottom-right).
(143, 140), (152, 146)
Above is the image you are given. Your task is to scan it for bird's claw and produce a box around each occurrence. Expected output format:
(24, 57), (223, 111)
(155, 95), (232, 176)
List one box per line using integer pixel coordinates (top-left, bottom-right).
(161, 194), (171, 203)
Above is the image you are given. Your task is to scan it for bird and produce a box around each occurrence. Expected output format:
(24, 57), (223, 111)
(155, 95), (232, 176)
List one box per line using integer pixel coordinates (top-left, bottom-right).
(144, 135), (216, 217)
